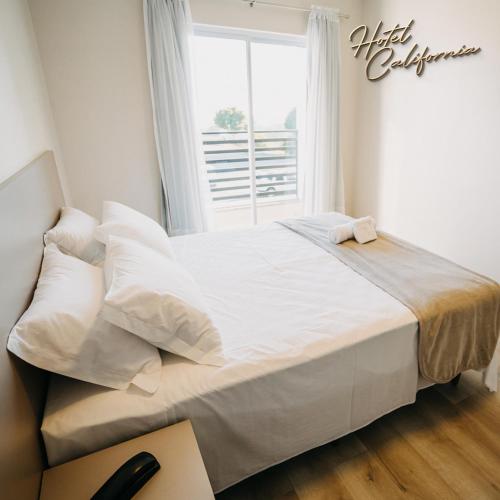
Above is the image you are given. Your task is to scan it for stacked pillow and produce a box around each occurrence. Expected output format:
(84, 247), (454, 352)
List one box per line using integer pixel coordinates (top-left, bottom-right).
(95, 202), (224, 367)
(95, 201), (175, 258)
(44, 206), (105, 264)
(8, 201), (224, 394)
(8, 244), (161, 393)
(102, 235), (224, 366)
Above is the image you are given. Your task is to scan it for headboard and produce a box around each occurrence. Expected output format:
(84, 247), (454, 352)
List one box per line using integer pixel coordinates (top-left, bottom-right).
(0, 152), (64, 499)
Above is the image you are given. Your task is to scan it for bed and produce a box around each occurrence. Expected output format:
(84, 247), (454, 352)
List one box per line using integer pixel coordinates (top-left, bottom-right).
(3, 152), (498, 496)
(41, 222), (496, 492)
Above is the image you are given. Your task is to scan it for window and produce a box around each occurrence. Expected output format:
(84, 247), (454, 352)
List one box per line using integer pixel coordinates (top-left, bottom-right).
(192, 25), (306, 229)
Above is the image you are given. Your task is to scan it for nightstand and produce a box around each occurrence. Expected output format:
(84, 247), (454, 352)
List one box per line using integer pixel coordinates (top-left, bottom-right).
(40, 420), (215, 500)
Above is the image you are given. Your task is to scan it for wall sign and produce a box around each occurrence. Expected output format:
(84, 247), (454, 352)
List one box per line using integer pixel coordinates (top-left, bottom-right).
(349, 20), (481, 81)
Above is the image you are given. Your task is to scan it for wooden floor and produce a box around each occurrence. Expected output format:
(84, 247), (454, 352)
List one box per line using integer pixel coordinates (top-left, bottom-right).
(217, 368), (500, 500)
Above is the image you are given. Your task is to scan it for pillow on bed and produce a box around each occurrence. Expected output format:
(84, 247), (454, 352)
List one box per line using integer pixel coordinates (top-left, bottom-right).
(44, 206), (105, 265)
(7, 244), (162, 393)
(102, 235), (224, 366)
(95, 201), (174, 259)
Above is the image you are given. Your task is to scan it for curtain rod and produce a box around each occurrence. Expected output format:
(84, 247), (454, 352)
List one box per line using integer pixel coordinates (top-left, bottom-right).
(241, 0), (350, 19)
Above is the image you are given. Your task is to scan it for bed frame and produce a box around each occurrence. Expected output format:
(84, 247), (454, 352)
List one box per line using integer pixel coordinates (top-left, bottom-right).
(0, 152), (64, 499)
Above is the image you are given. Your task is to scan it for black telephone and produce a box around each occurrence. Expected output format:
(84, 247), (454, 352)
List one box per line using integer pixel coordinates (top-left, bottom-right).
(91, 451), (161, 500)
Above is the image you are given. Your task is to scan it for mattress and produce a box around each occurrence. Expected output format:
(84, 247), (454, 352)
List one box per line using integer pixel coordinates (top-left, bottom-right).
(42, 223), (419, 492)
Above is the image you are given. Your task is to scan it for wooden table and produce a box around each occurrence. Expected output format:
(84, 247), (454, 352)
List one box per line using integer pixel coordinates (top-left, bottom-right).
(40, 420), (215, 500)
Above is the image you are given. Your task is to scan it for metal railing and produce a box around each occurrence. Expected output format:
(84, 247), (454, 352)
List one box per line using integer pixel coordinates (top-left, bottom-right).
(202, 129), (298, 204)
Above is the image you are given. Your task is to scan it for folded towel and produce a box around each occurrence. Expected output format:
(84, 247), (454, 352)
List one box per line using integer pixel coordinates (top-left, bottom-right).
(328, 222), (354, 244)
(353, 216), (377, 244)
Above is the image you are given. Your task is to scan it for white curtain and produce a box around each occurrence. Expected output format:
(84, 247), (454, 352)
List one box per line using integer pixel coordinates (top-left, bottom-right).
(144, 0), (208, 235)
(304, 7), (344, 215)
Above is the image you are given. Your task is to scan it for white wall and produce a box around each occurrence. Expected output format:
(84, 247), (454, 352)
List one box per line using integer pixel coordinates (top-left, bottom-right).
(29, 0), (160, 220)
(352, 0), (500, 281)
(29, 0), (363, 220)
(0, 0), (66, 192)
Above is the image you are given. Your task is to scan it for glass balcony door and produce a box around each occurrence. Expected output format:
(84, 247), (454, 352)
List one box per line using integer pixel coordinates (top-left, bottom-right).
(192, 26), (306, 230)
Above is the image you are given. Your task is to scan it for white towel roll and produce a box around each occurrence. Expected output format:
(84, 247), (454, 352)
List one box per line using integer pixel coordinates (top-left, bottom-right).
(352, 216), (377, 244)
(328, 222), (354, 245)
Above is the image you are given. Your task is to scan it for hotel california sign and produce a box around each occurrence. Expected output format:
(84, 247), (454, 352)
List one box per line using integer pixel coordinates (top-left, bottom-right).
(349, 20), (481, 81)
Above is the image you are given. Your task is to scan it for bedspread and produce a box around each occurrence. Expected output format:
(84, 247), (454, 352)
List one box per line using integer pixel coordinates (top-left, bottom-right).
(279, 213), (500, 383)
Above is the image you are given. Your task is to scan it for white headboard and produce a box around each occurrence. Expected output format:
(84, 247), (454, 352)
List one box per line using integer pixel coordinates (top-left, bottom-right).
(0, 151), (64, 499)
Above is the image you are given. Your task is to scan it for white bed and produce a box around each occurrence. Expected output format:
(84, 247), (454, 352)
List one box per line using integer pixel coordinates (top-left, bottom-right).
(43, 222), (423, 492)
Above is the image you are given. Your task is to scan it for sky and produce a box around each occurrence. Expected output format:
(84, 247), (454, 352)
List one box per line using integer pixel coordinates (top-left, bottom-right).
(192, 35), (306, 131)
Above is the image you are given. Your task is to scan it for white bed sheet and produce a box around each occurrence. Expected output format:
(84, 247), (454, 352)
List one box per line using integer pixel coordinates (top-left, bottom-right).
(42, 223), (419, 492)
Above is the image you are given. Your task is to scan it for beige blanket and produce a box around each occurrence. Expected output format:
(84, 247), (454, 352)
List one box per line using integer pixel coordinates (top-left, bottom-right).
(279, 213), (500, 383)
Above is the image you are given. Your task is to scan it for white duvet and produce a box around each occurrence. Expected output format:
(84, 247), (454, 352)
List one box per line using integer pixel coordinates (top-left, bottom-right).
(42, 223), (419, 492)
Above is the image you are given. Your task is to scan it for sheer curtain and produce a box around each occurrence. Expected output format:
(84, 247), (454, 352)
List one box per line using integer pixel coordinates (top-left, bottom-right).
(304, 7), (344, 215)
(143, 0), (208, 235)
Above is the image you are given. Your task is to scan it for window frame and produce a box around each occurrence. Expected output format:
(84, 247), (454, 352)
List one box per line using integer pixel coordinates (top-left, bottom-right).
(192, 24), (306, 223)
(193, 24), (306, 48)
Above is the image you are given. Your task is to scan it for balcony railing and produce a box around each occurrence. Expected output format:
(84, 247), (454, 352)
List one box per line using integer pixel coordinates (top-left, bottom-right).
(202, 129), (298, 204)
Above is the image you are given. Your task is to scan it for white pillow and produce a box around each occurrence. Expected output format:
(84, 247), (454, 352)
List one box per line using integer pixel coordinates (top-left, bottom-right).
(44, 206), (105, 265)
(102, 235), (224, 366)
(7, 244), (162, 393)
(95, 201), (174, 259)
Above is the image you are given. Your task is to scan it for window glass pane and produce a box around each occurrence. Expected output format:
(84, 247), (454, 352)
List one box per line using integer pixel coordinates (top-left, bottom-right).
(192, 36), (253, 229)
(250, 42), (306, 223)
(192, 33), (306, 230)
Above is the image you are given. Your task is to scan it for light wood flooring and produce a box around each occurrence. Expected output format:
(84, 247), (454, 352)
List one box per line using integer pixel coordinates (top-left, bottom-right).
(217, 367), (500, 500)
